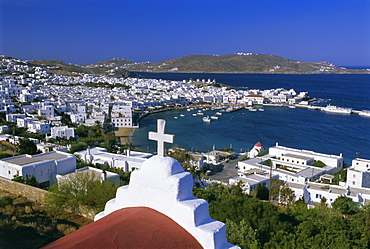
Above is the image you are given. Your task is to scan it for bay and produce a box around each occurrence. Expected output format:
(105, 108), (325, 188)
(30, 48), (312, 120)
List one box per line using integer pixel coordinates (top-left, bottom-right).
(132, 73), (370, 163)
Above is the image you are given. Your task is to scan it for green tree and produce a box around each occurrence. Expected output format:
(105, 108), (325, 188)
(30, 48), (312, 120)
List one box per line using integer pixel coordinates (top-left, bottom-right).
(17, 138), (39, 155)
(332, 196), (360, 215)
(68, 141), (88, 154)
(252, 183), (269, 200)
(226, 219), (259, 249)
(279, 185), (296, 207)
(269, 178), (284, 201)
(45, 170), (119, 214)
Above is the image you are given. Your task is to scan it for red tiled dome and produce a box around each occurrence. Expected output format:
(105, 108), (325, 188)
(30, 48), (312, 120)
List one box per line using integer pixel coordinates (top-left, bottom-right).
(42, 207), (202, 249)
(254, 142), (263, 147)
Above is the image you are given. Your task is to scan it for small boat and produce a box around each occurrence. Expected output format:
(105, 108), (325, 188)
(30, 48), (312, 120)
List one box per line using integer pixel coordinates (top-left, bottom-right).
(258, 108), (264, 111)
(180, 114), (185, 117)
(289, 105), (296, 108)
(192, 113), (197, 116)
(249, 108), (257, 112)
(210, 116), (218, 120)
(174, 117), (178, 119)
(202, 116), (211, 122)
(197, 112), (204, 115)
(216, 112), (222, 115)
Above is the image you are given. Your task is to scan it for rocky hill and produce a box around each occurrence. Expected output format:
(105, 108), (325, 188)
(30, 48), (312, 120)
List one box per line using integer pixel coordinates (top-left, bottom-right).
(29, 59), (137, 77)
(121, 53), (368, 74)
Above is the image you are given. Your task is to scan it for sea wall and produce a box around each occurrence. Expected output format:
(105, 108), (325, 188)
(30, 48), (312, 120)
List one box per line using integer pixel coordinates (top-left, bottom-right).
(0, 177), (47, 203)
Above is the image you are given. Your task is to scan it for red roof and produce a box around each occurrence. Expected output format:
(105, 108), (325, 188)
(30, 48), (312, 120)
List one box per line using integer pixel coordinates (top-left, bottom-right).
(42, 207), (202, 249)
(254, 142), (263, 147)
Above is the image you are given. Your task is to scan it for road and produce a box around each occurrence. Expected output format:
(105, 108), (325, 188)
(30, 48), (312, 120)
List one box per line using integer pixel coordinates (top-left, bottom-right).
(207, 155), (244, 182)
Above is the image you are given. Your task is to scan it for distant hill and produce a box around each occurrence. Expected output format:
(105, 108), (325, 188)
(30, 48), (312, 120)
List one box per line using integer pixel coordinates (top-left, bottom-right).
(122, 53), (368, 74)
(29, 59), (137, 77)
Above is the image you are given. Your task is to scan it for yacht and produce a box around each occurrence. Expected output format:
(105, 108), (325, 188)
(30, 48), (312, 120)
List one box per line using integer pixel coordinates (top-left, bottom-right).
(321, 105), (352, 114)
(210, 115), (219, 120)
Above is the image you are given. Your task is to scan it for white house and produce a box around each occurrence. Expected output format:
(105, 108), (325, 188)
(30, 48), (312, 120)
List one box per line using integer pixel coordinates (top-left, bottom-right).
(38, 105), (54, 118)
(48, 126), (75, 140)
(27, 121), (51, 134)
(346, 158), (370, 188)
(75, 147), (153, 172)
(0, 151), (76, 185)
(56, 166), (120, 186)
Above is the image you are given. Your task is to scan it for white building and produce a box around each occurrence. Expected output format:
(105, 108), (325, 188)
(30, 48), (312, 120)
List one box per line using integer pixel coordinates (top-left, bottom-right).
(56, 166), (120, 186)
(238, 143), (343, 184)
(48, 126), (75, 140)
(347, 158), (370, 188)
(17, 117), (34, 128)
(38, 105), (54, 118)
(75, 147), (153, 172)
(229, 169), (279, 194)
(0, 151), (76, 185)
(27, 121), (51, 134)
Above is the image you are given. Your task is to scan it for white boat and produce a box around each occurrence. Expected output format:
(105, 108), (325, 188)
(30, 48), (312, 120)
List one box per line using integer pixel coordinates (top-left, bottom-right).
(216, 112), (222, 115)
(180, 114), (185, 117)
(210, 116), (218, 120)
(258, 108), (264, 111)
(174, 116), (178, 119)
(249, 108), (257, 112)
(197, 112), (204, 115)
(359, 110), (370, 117)
(192, 113), (197, 116)
(202, 116), (211, 122)
(321, 104), (352, 114)
(289, 105), (296, 109)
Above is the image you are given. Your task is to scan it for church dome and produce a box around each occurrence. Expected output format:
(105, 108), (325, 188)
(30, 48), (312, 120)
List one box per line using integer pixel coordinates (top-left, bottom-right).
(254, 142), (263, 147)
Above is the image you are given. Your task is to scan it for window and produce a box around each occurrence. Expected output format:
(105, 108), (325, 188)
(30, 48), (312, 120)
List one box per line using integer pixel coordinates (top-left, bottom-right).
(352, 181), (356, 185)
(8, 170), (11, 175)
(40, 170), (43, 176)
(353, 174), (356, 178)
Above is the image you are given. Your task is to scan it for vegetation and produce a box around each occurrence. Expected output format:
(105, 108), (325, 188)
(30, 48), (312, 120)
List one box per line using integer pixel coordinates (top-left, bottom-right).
(314, 160), (326, 167)
(194, 182), (369, 248)
(45, 171), (120, 215)
(0, 191), (92, 249)
(17, 138), (40, 155)
(220, 147), (234, 152)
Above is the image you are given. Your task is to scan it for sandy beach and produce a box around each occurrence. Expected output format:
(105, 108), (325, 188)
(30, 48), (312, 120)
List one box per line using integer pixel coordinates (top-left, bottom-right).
(114, 127), (135, 144)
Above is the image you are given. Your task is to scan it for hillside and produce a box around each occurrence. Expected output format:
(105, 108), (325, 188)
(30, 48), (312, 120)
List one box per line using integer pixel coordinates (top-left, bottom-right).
(29, 59), (137, 77)
(122, 53), (368, 74)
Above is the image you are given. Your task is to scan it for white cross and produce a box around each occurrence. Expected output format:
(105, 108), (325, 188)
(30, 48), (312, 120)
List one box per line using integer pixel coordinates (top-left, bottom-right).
(148, 119), (174, 156)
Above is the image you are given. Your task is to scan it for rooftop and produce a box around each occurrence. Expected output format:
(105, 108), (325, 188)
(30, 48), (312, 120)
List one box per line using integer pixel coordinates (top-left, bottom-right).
(2, 151), (69, 166)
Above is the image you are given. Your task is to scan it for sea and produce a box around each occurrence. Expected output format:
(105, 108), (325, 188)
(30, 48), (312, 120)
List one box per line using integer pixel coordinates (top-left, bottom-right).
(131, 73), (370, 163)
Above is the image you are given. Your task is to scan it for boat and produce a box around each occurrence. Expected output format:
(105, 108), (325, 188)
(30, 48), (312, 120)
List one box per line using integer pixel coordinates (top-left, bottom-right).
(202, 116), (211, 122)
(249, 108), (257, 112)
(210, 116), (218, 120)
(288, 105), (296, 108)
(197, 112), (204, 115)
(258, 108), (264, 111)
(192, 113), (197, 116)
(180, 114), (185, 117)
(359, 110), (370, 117)
(174, 117), (178, 119)
(321, 104), (352, 114)
(216, 112), (222, 115)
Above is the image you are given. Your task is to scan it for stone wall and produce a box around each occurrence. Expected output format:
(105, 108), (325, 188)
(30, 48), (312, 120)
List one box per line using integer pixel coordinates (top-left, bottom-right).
(0, 177), (47, 203)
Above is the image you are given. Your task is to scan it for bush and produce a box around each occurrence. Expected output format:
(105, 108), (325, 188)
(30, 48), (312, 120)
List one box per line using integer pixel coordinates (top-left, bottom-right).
(0, 196), (13, 208)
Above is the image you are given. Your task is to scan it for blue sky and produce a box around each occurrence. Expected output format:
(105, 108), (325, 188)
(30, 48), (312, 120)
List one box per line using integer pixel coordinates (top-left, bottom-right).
(1, 0), (370, 66)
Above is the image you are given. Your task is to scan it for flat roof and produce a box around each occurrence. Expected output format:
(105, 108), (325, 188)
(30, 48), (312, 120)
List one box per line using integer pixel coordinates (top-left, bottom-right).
(3, 152), (69, 166)
(283, 153), (313, 160)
